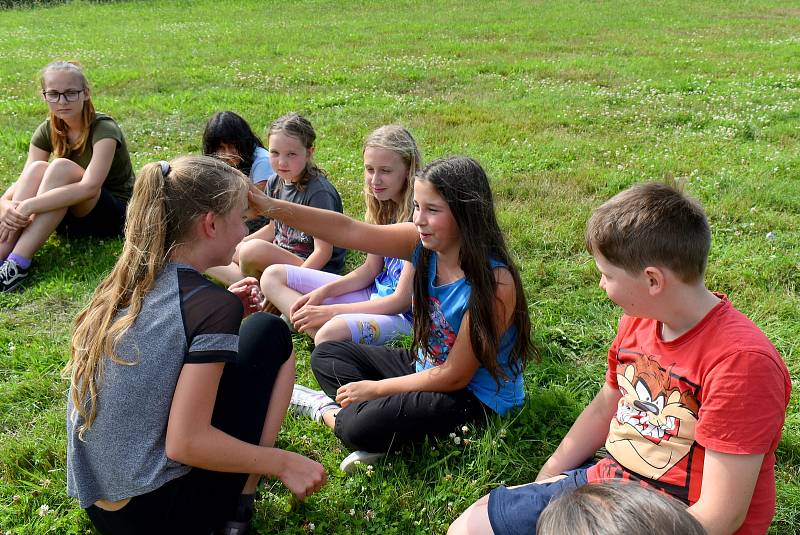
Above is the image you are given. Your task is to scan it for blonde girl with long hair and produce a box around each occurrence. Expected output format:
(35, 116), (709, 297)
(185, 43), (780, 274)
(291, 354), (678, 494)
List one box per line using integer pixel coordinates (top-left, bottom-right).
(65, 156), (325, 534)
(0, 61), (135, 293)
(261, 125), (420, 346)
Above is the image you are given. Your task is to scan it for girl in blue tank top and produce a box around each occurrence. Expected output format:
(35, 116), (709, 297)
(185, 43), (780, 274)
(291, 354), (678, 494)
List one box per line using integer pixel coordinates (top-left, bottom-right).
(250, 156), (535, 473)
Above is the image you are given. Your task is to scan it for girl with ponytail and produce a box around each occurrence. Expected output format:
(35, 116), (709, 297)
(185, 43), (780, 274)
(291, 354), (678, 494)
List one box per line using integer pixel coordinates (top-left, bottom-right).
(65, 156), (326, 534)
(0, 61), (135, 293)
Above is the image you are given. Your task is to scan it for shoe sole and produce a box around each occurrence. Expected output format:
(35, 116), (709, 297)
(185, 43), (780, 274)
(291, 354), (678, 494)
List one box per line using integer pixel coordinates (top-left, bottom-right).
(0, 276), (27, 293)
(339, 451), (386, 474)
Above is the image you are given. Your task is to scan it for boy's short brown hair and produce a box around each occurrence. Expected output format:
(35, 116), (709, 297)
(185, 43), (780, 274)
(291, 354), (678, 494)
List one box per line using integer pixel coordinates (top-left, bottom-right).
(585, 182), (710, 282)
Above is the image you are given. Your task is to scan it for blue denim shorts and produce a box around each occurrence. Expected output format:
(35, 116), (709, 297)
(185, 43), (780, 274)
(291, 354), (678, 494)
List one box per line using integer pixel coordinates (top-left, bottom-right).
(487, 465), (591, 535)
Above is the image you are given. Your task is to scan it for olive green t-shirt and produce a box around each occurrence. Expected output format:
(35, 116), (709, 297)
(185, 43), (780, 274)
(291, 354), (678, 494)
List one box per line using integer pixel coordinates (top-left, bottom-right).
(30, 113), (135, 202)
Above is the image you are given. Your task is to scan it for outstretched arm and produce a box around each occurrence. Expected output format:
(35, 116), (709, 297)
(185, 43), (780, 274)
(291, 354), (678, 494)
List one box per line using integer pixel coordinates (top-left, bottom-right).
(249, 186), (419, 260)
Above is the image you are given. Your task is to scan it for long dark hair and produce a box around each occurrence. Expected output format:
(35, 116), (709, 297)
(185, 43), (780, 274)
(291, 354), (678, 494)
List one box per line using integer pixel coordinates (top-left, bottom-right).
(412, 156), (534, 384)
(202, 111), (265, 175)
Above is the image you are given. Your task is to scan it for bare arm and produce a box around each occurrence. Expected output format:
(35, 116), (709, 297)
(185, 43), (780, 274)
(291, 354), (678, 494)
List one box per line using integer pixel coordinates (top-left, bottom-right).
(299, 236), (334, 271)
(166, 362), (326, 499)
(249, 186), (419, 260)
(688, 449), (763, 535)
(335, 267), (514, 406)
(535, 383), (621, 481)
(18, 138), (116, 216)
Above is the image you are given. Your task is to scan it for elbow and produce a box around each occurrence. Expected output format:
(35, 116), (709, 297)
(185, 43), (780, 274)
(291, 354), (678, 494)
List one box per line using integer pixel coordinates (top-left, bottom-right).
(165, 432), (195, 465)
(442, 372), (472, 391)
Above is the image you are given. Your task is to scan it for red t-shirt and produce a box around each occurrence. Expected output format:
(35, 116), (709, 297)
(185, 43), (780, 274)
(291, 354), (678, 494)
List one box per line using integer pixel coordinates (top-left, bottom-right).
(586, 295), (791, 535)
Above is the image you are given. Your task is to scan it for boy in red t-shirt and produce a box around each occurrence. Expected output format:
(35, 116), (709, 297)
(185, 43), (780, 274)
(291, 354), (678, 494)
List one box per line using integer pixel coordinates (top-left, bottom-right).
(449, 182), (791, 535)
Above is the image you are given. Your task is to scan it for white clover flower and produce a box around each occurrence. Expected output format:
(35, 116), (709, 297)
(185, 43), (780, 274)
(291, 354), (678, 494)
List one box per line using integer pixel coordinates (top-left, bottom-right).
(453, 437), (461, 445)
(38, 504), (50, 517)
(461, 425), (469, 433)
(449, 432), (456, 438)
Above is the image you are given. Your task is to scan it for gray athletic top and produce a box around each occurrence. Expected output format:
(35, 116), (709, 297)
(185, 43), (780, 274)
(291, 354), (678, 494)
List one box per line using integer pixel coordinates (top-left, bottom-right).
(66, 263), (242, 508)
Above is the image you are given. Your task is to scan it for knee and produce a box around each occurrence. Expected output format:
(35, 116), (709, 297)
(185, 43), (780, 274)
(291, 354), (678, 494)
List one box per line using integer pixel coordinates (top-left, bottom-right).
(261, 264), (287, 296)
(22, 160), (49, 181)
(41, 158), (83, 188)
(238, 240), (263, 277)
(447, 495), (491, 535)
(310, 340), (348, 374)
(314, 318), (350, 345)
(239, 312), (293, 366)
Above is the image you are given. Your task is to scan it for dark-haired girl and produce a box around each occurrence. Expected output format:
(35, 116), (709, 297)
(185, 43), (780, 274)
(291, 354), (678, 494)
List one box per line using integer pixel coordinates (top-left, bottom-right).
(249, 156), (533, 473)
(0, 61), (135, 292)
(202, 111), (273, 189)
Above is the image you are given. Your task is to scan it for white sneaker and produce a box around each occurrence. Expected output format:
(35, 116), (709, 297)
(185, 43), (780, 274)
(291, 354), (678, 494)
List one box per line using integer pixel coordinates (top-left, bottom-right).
(339, 450), (386, 474)
(289, 384), (337, 423)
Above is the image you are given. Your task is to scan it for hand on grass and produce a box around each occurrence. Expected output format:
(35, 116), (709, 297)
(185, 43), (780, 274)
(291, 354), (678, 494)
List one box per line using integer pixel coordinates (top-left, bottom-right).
(227, 277), (264, 317)
(336, 380), (380, 408)
(278, 450), (327, 500)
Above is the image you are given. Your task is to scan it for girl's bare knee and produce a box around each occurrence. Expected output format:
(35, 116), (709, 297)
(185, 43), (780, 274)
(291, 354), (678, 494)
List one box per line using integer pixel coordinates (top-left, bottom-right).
(262, 264), (288, 287)
(24, 160), (49, 178)
(314, 318), (350, 345)
(40, 158), (83, 189)
(238, 240), (265, 277)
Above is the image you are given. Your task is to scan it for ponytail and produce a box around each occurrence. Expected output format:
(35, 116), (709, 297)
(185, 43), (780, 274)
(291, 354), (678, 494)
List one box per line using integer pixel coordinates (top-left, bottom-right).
(65, 156), (248, 439)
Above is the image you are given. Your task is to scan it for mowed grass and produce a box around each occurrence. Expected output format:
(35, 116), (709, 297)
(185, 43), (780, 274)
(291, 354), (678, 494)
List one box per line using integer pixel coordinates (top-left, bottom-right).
(0, 0), (798, 533)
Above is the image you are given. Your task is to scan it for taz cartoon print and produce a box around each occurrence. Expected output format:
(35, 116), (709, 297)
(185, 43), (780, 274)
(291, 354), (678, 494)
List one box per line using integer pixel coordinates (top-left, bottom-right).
(606, 354), (700, 481)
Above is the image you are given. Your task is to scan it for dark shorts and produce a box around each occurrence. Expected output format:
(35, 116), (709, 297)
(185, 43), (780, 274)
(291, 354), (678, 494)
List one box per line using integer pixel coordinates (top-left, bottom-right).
(487, 465), (592, 535)
(56, 188), (127, 239)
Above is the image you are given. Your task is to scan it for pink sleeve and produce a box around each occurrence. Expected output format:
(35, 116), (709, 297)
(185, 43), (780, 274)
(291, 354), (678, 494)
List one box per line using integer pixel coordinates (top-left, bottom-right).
(695, 351), (788, 455)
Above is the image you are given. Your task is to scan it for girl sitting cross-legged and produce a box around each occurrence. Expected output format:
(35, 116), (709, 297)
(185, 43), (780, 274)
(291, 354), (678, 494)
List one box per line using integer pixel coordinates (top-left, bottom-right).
(249, 156), (534, 473)
(261, 125), (419, 346)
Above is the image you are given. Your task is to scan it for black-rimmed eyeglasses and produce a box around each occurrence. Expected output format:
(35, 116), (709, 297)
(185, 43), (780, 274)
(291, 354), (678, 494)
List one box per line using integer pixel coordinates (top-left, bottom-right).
(42, 89), (83, 103)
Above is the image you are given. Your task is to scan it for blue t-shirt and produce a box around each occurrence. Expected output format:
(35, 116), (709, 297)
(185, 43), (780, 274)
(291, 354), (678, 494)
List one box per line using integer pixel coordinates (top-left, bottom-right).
(249, 146), (273, 184)
(370, 257), (413, 321)
(412, 245), (523, 415)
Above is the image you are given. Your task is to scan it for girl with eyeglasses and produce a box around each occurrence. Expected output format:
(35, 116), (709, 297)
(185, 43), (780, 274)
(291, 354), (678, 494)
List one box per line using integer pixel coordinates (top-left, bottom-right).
(0, 61), (135, 293)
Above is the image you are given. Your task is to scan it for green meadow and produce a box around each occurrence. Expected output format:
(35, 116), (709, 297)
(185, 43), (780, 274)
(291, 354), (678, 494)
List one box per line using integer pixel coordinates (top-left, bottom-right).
(0, 0), (798, 532)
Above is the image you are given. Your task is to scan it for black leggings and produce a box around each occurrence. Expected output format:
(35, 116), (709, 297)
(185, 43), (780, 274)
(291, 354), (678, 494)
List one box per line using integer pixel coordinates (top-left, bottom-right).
(86, 313), (292, 535)
(311, 341), (487, 453)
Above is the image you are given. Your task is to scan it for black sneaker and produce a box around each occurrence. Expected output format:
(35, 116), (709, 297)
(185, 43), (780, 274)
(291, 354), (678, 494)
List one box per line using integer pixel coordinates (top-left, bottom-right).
(0, 259), (29, 292)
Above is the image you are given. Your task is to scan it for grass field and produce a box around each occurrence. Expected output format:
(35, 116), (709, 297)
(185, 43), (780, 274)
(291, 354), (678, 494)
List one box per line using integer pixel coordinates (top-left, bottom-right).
(0, 0), (798, 533)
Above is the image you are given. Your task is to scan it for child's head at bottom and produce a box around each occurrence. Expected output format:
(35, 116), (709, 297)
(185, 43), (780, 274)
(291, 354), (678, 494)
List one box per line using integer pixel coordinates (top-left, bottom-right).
(537, 481), (706, 535)
(586, 181), (710, 285)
